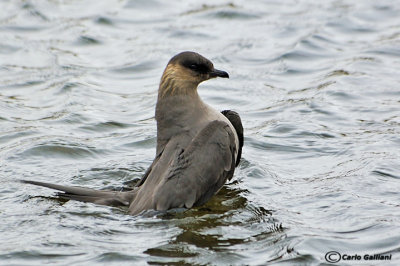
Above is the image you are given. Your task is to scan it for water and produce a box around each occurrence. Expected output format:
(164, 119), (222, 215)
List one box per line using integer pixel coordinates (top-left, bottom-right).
(1, 0), (399, 265)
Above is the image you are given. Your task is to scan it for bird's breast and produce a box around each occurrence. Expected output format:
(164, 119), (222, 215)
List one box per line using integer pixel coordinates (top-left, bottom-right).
(155, 95), (239, 160)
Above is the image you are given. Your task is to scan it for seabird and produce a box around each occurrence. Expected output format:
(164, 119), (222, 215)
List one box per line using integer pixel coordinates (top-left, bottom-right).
(23, 51), (244, 215)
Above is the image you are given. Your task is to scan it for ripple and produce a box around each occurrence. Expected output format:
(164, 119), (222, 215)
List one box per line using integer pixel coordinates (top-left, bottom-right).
(0, 251), (85, 260)
(79, 121), (132, 132)
(367, 46), (400, 57)
(13, 141), (108, 160)
(205, 10), (260, 20)
(169, 30), (212, 39)
(274, 50), (329, 62)
(0, 43), (20, 54)
(74, 36), (103, 46)
(2, 25), (48, 32)
(96, 252), (142, 262)
(110, 60), (158, 74)
(248, 137), (308, 154)
(326, 17), (376, 34)
(372, 164), (400, 179)
(94, 16), (115, 26)
(145, 244), (198, 258)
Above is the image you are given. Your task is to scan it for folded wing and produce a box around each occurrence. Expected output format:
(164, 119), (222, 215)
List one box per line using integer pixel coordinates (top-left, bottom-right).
(151, 120), (237, 211)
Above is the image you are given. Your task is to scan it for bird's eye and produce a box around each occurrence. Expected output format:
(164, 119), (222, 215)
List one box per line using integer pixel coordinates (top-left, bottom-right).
(184, 62), (208, 74)
(189, 64), (199, 70)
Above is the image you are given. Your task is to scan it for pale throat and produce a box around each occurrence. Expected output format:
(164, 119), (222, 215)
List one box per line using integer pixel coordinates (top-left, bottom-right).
(158, 64), (201, 99)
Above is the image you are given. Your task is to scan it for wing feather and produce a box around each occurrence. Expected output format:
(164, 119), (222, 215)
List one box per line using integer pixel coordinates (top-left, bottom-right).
(153, 120), (237, 210)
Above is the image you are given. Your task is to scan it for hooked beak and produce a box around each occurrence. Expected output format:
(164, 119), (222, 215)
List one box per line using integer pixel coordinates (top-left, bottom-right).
(209, 68), (229, 79)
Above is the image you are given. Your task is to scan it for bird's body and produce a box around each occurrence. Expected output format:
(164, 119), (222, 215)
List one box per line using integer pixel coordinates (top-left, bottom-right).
(23, 51), (243, 215)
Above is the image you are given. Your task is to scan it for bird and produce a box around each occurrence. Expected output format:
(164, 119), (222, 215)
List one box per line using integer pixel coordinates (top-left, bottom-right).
(23, 51), (244, 215)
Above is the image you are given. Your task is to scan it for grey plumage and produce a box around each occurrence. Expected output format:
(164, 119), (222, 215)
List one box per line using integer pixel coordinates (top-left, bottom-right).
(22, 51), (244, 216)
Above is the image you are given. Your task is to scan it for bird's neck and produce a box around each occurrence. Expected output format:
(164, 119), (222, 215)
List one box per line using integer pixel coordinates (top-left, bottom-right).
(155, 93), (204, 126)
(155, 89), (207, 154)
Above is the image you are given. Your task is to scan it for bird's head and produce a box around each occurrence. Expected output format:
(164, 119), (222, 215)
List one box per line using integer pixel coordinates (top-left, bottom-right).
(159, 51), (229, 98)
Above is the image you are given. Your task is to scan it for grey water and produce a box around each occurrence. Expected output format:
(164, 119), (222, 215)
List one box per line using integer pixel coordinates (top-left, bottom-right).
(1, 0), (400, 265)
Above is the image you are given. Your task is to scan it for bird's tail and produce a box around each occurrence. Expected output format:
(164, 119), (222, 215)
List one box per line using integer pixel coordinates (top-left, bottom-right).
(21, 180), (136, 207)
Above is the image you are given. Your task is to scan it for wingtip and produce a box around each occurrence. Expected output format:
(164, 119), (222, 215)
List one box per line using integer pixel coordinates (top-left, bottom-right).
(20, 179), (42, 185)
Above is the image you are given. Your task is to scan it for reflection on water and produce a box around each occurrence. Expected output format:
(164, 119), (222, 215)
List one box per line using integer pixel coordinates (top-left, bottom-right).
(1, 0), (400, 265)
(144, 184), (283, 265)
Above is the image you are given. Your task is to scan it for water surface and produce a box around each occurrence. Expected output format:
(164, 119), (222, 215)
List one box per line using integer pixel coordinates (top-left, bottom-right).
(1, 0), (400, 265)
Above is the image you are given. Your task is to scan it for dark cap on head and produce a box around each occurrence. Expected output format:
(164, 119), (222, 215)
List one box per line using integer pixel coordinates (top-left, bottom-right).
(169, 51), (229, 79)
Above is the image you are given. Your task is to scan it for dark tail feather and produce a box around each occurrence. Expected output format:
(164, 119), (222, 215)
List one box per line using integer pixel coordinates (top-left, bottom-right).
(21, 180), (135, 207)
